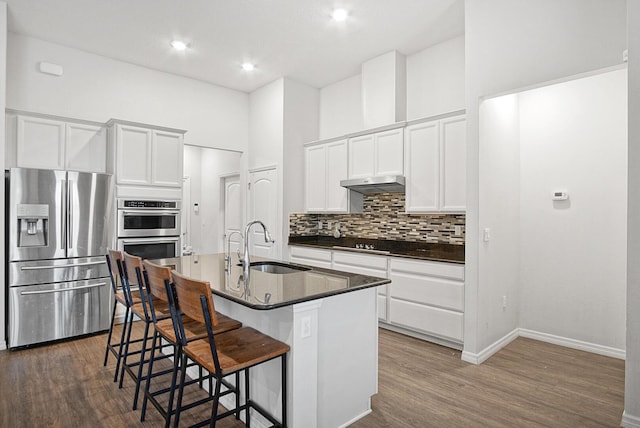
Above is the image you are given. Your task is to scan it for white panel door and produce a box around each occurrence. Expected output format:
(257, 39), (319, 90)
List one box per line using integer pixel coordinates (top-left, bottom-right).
(152, 130), (183, 187)
(116, 125), (152, 185)
(249, 168), (278, 259)
(440, 116), (466, 212)
(374, 128), (404, 176)
(224, 175), (243, 254)
(66, 123), (107, 173)
(16, 115), (65, 170)
(305, 145), (327, 212)
(348, 134), (375, 178)
(405, 121), (440, 212)
(325, 139), (349, 212)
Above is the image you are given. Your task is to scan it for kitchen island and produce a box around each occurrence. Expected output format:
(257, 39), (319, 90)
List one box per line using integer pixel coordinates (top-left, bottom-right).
(155, 253), (390, 428)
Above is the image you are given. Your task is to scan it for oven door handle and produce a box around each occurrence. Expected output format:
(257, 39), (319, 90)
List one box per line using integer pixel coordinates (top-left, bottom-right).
(121, 238), (179, 245)
(121, 210), (180, 216)
(20, 282), (107, 295)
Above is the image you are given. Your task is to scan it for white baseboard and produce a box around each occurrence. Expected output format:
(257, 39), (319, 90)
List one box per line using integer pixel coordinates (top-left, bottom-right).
(338, 407), (372, 428)
(461, 328), (519, 365)
(519, 329), (625, 360)
(462, 328), (625, 365)
(622, 411), (640, 428)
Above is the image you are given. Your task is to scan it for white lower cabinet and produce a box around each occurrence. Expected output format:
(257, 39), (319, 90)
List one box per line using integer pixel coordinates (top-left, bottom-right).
(289, 245), (465, 346)
(331, 251), (389, 322)
(388, 258), (464, 343)
(289, 246), (332, 269)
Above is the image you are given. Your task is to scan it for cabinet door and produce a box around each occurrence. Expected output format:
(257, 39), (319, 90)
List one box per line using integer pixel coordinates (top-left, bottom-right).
(305, 145), (327, 212)
(348, 134), (375, 178)
(440, 116), (466, 212)
(405, 121), (440, 212)
(325, 140), (349, 212)
(16, 116), (65, 170)
(374, 128), (403, 176)
(66, 123), (107, 173)
(152, 130), (183, 187)
(116, 125), (152, 185)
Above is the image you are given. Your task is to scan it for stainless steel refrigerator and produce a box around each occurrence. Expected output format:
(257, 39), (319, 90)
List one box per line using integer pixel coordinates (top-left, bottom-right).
(6, 167), (113, 348)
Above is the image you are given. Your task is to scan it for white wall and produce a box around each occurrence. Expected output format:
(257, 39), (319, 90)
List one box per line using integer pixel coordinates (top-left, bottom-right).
(625, 1), (640, 426)
(282, 79), (319, 260)
(319, 74), (362, 139)
(318, 36), (465, 140)
(0, 1), (7, 350)
(477, 94), (521, 348)
(7, 33), (249, 151)
(407, 35), (465, 120)
(248, 79), (284, 170)
(464, 0), (627, 357)
(200, 149), (242, 254)
(518, 69), (627, 351)
(183, 145), (242, 255)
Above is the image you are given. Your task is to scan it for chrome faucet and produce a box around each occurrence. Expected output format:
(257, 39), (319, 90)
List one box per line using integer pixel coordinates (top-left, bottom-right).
(225, 231), (244, 272)
(242, 220), (275, 289)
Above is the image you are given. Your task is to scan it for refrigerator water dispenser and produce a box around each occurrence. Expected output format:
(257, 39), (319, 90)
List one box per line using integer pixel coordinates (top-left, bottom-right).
(17, 204), (49, 247)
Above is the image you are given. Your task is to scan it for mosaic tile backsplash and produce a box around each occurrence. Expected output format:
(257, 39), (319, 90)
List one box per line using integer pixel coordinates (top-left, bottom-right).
(290, 193), (466, 245)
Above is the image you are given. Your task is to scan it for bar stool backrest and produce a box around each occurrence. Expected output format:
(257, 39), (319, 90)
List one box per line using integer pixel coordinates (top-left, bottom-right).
(106, 249), (123, 293)
(123, 252), (150, 320)
(142, 260), (172, 302)
(170, 270), (219, 328)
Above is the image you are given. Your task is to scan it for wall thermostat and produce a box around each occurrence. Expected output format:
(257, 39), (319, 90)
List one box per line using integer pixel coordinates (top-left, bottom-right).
(552, 191), (569, 201)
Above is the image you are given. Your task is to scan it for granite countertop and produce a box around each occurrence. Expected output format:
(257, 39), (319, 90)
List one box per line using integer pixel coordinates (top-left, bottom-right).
(152, 253), (390, 310)
(288, 235), (465, 264)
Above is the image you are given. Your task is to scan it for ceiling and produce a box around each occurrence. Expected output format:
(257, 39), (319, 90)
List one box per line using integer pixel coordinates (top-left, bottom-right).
(5, 0), (464, 93)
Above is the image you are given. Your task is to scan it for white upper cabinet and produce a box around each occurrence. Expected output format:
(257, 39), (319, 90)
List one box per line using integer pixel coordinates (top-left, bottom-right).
(440, 116), (466, 212)
(152, 130), (184, 187)
(66, 123), (108, 173)
(304, 139), (349, 213)
(348, 128), (403, 178)
(9, 112), (108, 173)
(111, 120), (185, 189)
(405, 114), (466, 213)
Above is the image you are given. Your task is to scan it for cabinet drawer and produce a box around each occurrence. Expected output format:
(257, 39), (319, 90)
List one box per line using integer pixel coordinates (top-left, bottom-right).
(390, 258), (464, 281)
(289, 246), (332, 269)
(333, 251), (388, 273)
(389, 271), (463, 311)
(389, 298), (463, 342)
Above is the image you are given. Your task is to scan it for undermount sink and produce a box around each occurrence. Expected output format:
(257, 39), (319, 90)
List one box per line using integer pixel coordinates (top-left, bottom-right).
(238, 261), (311, 274)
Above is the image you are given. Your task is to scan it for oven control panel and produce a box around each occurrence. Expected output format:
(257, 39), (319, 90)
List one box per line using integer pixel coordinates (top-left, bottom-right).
(117, 199), (180, 209)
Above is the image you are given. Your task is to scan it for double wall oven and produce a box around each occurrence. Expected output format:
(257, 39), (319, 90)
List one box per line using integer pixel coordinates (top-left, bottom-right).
(116, 199), (181, 259)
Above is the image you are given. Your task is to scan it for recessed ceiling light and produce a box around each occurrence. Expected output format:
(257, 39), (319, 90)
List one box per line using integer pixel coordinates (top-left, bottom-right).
(242, 62), (255, 71)
(171, 40), (188, 51)
(331, 8), (349, 21)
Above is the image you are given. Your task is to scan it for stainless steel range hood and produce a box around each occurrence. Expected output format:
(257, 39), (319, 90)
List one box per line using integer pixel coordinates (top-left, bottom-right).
(340, 175), (406, 194)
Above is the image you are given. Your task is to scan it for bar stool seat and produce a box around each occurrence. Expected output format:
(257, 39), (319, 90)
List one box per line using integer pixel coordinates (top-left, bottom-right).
(155, 312), (241, 344)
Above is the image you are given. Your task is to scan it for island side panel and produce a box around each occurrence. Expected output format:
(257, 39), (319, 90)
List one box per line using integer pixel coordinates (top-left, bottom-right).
(317, 287), (378, 428)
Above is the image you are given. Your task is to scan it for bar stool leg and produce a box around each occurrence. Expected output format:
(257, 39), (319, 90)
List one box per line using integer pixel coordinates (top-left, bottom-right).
(140, 330), (159, 422)
(235, 372), (240, 420)
(282, 354), (287, 428)
(172, 347), (188, 428)
(245, 368), (251, 427)
(119, 309), (135, 388)
(103, 302), (117, 366)
(132, 320), (151, 410)
(114, 306), (130, 382)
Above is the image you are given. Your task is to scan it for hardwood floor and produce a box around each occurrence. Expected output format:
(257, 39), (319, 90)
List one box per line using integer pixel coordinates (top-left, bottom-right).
(0, 324), (624, 427)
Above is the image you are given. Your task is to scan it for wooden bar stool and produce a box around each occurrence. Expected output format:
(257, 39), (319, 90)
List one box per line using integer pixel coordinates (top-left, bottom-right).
(104, 249), (142, 382)
(140, 260), (242, 428)
(170, 270), (290, 428)
(119, 252), (172, 410)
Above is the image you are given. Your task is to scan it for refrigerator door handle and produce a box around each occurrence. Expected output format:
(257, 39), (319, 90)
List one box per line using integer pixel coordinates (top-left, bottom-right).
(61, 177), (67, 251)
(20, 261), (106, 271)
(19, 282), (107, 295)
(68, 179), (73, 251)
